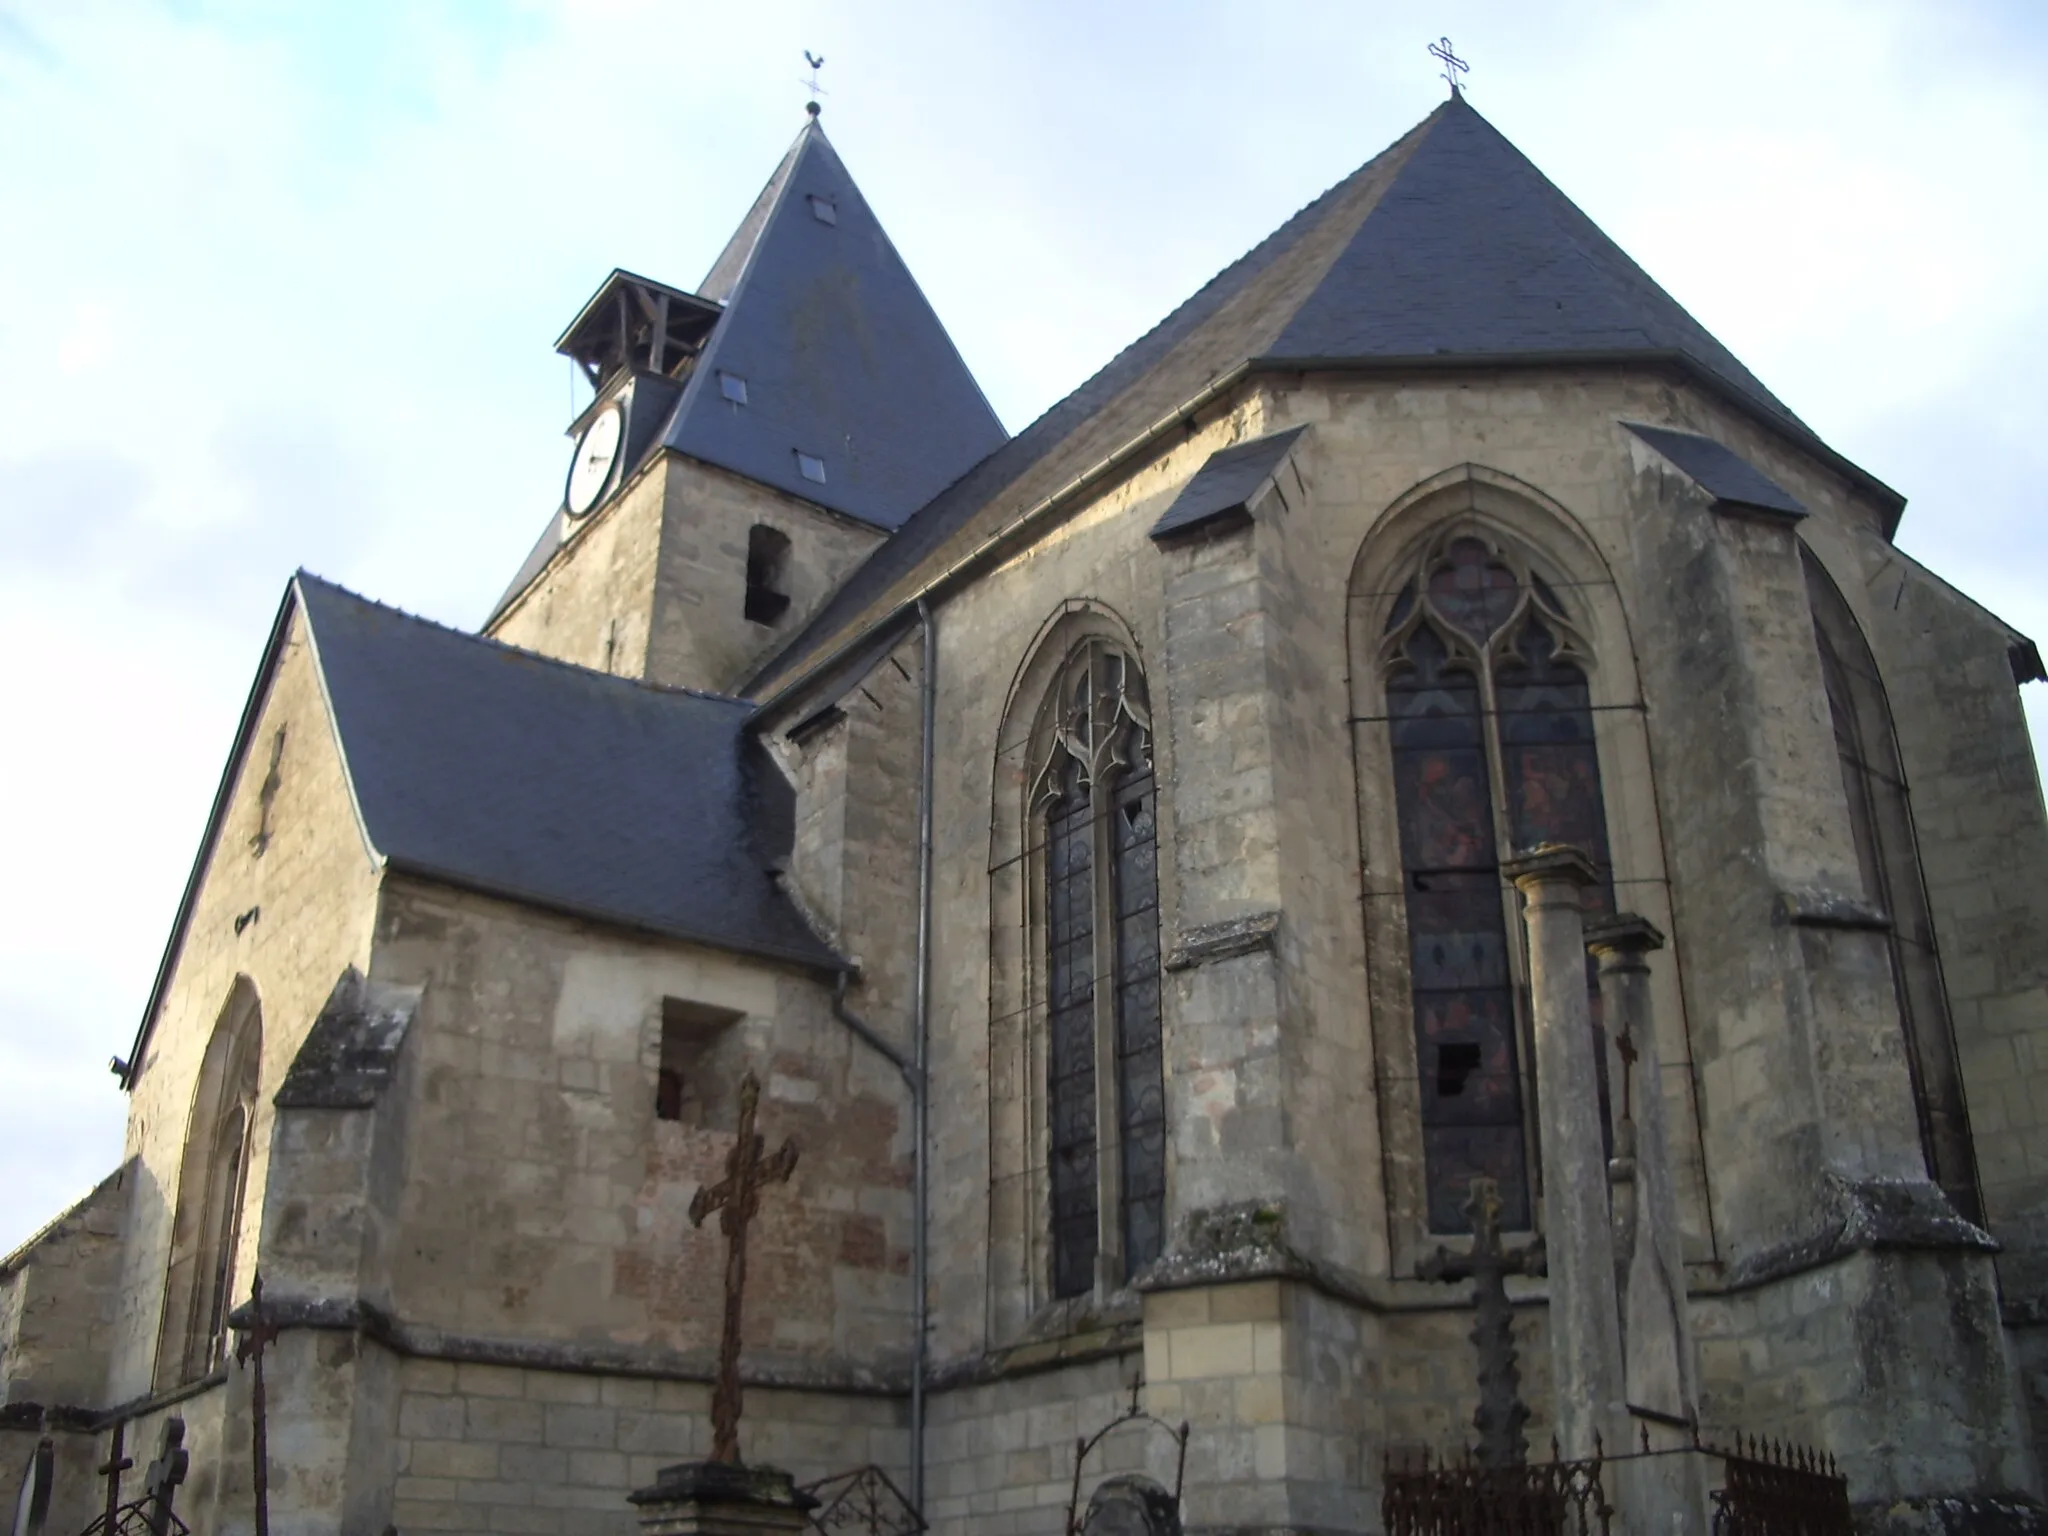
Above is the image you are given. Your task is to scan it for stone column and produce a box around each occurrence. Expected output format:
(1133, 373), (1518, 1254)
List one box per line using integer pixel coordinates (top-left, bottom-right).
(628, 1461), (818, 1536)
(1588, 915), (1708, 1536)
(1501, 845), (1624, 1460)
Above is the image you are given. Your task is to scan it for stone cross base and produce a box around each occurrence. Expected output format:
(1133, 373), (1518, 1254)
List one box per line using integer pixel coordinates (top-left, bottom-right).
(629, 1461), (819, 1536)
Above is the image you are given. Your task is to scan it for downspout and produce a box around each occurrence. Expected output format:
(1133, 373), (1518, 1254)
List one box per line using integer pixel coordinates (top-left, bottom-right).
(910, 597), (937, 1517)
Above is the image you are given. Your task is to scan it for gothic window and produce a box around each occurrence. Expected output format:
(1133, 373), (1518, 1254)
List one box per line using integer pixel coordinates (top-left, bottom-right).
(157, 982), (261, 1387)
(1382, 533), (1616, 1233)
(1805, 553), (1981, 1222)
(1034, 641), (1167, 1297)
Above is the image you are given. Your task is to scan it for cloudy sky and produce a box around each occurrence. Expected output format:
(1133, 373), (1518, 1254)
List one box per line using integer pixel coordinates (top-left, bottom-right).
(2, 0), (2044, 1254)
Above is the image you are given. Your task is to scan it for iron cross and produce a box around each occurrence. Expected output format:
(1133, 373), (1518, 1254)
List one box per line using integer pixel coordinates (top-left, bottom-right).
(1428, 36), (1469, 96)
(94, 1421), (133, 1534)
(802, 50), (828, 115)
(235, 1271), (282, 1536)
(689, 1071), (799, 1464)
(1418, 1177), (1544, 1468)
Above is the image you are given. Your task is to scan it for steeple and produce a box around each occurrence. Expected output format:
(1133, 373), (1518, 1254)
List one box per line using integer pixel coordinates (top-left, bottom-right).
(661, 118), (1007, 530)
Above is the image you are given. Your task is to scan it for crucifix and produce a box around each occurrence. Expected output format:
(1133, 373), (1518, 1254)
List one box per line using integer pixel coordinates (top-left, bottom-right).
(688, 1070), (799, 1465)
(1427, 36), (1469, 96)
(1418, 1177), (1545, 1468)
(141, 1417), (188, 1536)
(234, 1271), (282, 1536)
(94, 1421), (134, 1534)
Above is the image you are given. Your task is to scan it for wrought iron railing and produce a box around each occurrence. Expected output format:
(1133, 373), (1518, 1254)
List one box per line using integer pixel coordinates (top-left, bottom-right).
(1704, 1434), (1852, 1536)
(1383, 1444), (1612, 1536)
(800, 1464), (926, 1536)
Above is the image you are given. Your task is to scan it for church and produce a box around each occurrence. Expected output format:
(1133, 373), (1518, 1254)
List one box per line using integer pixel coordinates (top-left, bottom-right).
(6, 88), (2048, 1536)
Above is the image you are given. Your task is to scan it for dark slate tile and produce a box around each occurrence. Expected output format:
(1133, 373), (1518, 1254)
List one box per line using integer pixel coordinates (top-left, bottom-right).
(1622, 422), (1807, 517)
(1149, 427), (1307, 542)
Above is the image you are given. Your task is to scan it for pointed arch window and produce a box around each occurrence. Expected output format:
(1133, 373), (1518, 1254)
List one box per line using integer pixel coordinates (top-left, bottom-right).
(1382, 534), (1617, 1233)
(157, 985), (262, 1386)
(1805, 553), (1981, 1222)
(1034, 641), (1167, 1298)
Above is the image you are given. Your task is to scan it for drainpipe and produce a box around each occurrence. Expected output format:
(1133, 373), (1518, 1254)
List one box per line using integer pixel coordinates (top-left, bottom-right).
(910, 597), (936, 1516)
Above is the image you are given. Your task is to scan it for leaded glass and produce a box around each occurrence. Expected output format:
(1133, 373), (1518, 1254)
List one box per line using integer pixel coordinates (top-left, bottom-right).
(1113, 767), (1166, 1271)
(1383, 530), (1614, 1234)
(1046, 755), (1098, 1298)
(1037, 640), (1167, 1298)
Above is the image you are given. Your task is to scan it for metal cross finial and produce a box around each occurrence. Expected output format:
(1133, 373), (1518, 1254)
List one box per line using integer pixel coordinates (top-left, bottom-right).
(802, 50), (828, 117)
(689, 1071), (799, 1465)
(1428, 36), (1469, 96)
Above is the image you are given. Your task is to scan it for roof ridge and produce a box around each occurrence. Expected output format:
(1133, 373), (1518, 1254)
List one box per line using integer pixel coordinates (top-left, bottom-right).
(293, 571), (753, 709)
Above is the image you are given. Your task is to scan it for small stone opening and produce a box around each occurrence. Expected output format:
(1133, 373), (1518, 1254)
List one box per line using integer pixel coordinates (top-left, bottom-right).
(656, 998), (743, 1126)
(744, 524), (793, 626)
(1436, 1042), (1483, 1098)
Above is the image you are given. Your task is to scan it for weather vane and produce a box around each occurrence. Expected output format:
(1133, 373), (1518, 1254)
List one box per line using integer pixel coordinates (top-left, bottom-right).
(802, 50), (827, 118)
(1428, 36), (1469, 97)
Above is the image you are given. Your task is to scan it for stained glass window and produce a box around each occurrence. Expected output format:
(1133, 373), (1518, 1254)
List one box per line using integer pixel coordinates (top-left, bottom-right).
(1038, 642), (1166, 1297)
(1382, 535), (1616, 1233)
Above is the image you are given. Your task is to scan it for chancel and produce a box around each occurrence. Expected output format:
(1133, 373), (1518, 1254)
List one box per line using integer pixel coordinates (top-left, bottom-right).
(5, 82), (2048, 1536)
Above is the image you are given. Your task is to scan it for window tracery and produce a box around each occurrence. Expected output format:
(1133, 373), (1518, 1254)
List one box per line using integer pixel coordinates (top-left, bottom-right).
(1032, 640), (1166, 1297)
(1381, 533), (1616, 1232)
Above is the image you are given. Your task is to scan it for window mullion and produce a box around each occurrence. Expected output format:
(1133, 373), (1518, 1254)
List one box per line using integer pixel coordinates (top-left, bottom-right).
(1089, 775), (1125, 1291)
(1479, 652), (1544, 1219)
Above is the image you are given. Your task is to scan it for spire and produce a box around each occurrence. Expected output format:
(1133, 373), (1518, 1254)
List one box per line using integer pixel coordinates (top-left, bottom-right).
(665, 121), (1007, 530)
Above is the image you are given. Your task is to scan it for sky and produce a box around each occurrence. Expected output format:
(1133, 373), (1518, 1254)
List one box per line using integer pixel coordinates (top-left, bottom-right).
(2, 0), (2045, 1256)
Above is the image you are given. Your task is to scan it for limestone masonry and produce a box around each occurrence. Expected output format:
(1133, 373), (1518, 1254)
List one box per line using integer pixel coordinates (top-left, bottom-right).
(6, 94), (2047, 1536)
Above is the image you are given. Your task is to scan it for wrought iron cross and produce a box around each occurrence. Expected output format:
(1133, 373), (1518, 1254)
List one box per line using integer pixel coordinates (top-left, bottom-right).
(1428, 36), (1469, 96)
(95, 1421), (134, 1533)
(234, 1271), (282, 1536)
(1418, 1177), (1544, 1468)
(141, 1417), (188, 1536)
(689, 1071), (799, 1464)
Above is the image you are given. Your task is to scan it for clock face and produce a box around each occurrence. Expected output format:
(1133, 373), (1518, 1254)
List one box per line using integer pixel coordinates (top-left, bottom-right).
(565, 403), (624, 516)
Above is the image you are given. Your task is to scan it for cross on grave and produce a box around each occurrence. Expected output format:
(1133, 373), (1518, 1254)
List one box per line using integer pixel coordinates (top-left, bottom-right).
(234, 1271), (282, 1536)
(1427, 36), (1469, 96)
(141, 1417), (188, 1536)
(688, 1070), (799, 1465)
(1418, 1177), (1545, 1468)
(95, 1421), (134, 1534)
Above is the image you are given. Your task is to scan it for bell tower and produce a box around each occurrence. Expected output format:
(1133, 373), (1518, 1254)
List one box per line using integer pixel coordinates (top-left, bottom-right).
(483, 117), (1007, 696)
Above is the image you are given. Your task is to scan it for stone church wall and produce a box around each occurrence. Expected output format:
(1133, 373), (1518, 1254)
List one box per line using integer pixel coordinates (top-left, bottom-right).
(387, 1360), (902, 1536)
(489, 449), (883, 696)
(107, 603), (383, 1404)
(367, 880), (915, 1374)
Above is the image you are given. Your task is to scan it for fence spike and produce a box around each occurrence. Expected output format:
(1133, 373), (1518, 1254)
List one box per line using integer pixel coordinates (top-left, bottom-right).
(1640, 1422), (1651, 1455)
(1551, 1434), (1561, 1464)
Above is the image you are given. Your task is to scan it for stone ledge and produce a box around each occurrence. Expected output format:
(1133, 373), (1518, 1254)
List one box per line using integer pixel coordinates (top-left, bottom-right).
(1772, 887), (1891, 932)
(1164, 912), (1281, 972)
(272, 966), (420, 1109)
(1721, 1175), (1997, 1293)
(1854, 1494), (2048, 1535)
(221, 1293), (909, 1395)
(0, 1401), (97, 1433)
(926, 1321), (1141, 1394)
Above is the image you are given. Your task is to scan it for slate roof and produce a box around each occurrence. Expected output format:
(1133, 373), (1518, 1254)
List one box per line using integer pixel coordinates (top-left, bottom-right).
(296, 575), (839, 970)
(660, 120), (1008, 531)
(1622, 422), (1807, 517)
(1149, 427), (1308, 542)
(748, 94), (1894, 696)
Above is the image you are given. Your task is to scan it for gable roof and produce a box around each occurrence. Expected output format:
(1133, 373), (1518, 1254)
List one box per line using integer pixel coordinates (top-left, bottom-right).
(296, 576), (837, 969)
(747, 95), (1899, 698)
(125, 576), (840, 1087)
(660, 120), (1008, 531)
(1149, 426), (1308, 542)
(1622, 422), (1807, 518)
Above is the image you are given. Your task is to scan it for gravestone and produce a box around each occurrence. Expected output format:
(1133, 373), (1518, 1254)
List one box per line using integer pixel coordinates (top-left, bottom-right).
(1081, 1474), (1181, 1536)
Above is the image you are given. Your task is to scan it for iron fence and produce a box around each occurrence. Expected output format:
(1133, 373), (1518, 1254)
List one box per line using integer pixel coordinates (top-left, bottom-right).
(800, 1464), (925, 1536)
(1383, 1444), (1612, 1536)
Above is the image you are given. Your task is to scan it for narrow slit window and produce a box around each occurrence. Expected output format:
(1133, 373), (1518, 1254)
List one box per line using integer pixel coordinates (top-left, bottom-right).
(745, 525), (793, 626)
(656, 998), (741, 1127)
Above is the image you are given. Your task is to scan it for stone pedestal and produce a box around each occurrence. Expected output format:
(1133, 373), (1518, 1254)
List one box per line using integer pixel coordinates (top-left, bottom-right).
(1501, 845), (1626, 1461)
(628, 1461), (819, 1536)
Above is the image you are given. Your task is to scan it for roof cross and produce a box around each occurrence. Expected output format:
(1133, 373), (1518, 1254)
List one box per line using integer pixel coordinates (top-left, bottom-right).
(689, 1071), (800, 1465)
(1428, 36), (1469, 96)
